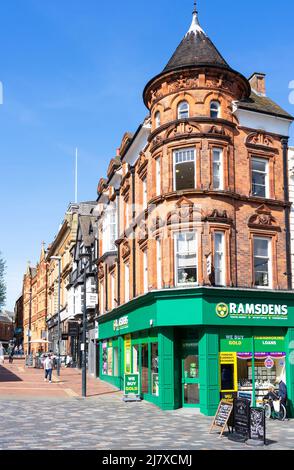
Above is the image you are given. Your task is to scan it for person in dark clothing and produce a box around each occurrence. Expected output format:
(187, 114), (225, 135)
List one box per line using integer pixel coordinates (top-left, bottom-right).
(276, 377), (287, 417)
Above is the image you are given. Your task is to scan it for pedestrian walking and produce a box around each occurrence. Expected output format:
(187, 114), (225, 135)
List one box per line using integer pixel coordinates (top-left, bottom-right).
(44, 354), (53, 383)
(8, 351), (14, 364)
(276, 376), (288, 417)
(66, 354), (73, 368)
(0, 343), (4, 365)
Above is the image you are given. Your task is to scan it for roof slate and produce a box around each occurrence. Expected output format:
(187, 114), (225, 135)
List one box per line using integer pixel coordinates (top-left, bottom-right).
(163, 29), (230, 73)
(237, 92), (293, 120)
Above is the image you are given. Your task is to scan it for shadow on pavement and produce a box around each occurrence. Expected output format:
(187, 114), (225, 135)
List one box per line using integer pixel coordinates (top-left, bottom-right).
(0, 365), (23, 382)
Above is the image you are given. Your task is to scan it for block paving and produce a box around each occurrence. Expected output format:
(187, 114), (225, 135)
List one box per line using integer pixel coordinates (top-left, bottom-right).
(0, 360), (293, 450)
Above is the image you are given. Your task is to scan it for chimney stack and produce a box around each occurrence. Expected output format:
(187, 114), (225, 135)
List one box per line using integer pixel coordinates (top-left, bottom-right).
(249, 72), (266, 97)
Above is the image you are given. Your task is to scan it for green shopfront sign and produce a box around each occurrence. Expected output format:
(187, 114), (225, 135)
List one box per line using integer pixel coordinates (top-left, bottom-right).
(124, 373), (140, 396)
(216, 302), (288, 320)
(113, 316), (129, 332)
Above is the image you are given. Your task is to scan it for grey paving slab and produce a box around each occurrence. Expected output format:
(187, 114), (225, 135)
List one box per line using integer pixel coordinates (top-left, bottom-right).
(0, 396), (293, 450)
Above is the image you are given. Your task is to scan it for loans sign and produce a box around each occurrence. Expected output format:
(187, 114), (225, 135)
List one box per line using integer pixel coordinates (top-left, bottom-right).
(216, 303), (288, 320)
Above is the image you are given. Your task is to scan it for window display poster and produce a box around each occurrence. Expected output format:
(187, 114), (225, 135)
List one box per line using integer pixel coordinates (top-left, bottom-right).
(152, 373), (159, 396)
(107, 347), (113, 376)
(102, 341), (108, 375)
(124, 334), (132, 374)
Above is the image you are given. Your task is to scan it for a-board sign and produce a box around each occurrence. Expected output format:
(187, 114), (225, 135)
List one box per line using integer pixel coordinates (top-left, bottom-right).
(209, 401), (234, 437)
(233, 398), (250, 439)
(250, 408), (266, 444)
(123, 373), (141, 402)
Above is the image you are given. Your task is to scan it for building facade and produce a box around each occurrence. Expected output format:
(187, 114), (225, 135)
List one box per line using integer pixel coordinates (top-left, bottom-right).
(96, 9), (294, 416)
(67, 205), (98, 373)
(46, 202), (97, 357)
(23, 245), (48, 355)
(14, 294), (24, 349)
(0, 310), (14, 350)
(288, 147), (294, 287)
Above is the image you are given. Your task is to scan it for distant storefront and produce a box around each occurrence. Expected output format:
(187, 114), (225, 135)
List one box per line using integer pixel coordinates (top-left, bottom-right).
(97, 287), (294, 417)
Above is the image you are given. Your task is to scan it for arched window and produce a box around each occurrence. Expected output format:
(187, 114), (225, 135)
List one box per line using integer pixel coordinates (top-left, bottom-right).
(178, 101), (189, 119)
(155, 111), (161, 128)
(210, 100), (220, 118)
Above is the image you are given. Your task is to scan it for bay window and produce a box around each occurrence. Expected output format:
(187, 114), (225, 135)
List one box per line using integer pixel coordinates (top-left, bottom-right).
(156, 158), (161, 196)
(125, 264), (130, 302)
(253, 237), (272, 288)
(178, 100), (189, 119)
(173, 148), (196, 191)
(143, 249), (148, 294)
(210, 100), (220, 118)
(102, 204), (117, 253)
(214, 232), (226, 286)
(156, 238), (162, 289)
(251, 157), (269, 198)
(175, 232), (198, 286)
(212, 148), (223, 190)
(142, 177), (147, 210)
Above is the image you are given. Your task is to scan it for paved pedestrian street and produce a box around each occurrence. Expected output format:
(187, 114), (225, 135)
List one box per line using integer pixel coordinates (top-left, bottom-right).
(0, 361), (294, 450)
(1, 396), (294, 450)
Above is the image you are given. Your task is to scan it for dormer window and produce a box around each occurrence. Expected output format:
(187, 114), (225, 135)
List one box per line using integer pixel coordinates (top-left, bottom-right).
(155, 111), (161, 129)
(210, 101), (220, 118)
(178, 101), (189, 119)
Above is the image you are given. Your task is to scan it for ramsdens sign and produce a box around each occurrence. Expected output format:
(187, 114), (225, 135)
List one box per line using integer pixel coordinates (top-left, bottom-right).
(216, 303), (288, 320)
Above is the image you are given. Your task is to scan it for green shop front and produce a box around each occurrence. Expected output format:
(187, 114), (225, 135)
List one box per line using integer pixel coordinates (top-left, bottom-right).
(97, 287), (294, 416)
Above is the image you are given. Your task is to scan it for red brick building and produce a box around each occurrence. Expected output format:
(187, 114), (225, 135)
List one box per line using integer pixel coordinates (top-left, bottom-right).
(0, 311), (14, 349)
(95, 7), (294, 415)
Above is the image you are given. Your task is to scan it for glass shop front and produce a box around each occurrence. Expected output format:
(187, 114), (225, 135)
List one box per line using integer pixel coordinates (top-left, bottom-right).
(219, 330), (287, 406)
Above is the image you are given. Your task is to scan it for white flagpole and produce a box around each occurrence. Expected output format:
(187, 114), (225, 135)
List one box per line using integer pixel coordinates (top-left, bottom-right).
(75, 148), (78, 204)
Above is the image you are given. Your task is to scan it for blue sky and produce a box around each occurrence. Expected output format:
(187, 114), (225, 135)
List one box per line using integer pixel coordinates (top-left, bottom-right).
(0, 0), (293, 310)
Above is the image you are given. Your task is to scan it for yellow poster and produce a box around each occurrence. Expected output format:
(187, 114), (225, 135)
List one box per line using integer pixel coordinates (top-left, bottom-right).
(124, 334), (132, 374)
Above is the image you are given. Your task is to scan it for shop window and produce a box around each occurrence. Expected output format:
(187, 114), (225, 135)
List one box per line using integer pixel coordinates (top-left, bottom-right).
(253, 237), (272, 288)
(221, 363), (235, 390)
(133, 345), (140, 374)
(141, 344), (149, 394)
(102, 341), (108, 375)
(113, 347), (119, 376)
(210, 100), (220, 118)
(173, 148), (196, 191)
(107, 343), (113, 376)
(251, 157), (269, 198)
(177, 100), (189, 119)
(151, 343), (159, 397)
(175, 232), (198, 286)
(212, 148), (223, 190)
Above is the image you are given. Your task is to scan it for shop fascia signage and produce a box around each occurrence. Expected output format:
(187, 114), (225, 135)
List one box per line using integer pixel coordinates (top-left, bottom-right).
(113, 315), (129, 332)
(216, 302), (288, 320)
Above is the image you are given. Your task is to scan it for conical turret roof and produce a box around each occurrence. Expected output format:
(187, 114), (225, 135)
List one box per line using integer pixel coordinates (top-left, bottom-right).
(163, 9), (230, 73)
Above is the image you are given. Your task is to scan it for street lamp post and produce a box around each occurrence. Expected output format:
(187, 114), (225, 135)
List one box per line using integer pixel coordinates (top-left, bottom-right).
(50, 256), (62, 377)
(79, 248), (91, 398)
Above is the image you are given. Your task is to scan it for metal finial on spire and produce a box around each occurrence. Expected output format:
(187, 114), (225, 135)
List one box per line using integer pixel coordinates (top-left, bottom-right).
(186, 0), (206, 36)
(193, 0), (197, 14)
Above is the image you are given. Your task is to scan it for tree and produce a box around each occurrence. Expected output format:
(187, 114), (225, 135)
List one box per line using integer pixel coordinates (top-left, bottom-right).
(0, 251), (6, 309)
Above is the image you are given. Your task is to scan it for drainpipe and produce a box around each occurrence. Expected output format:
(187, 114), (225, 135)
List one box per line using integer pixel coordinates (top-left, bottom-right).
(130, 166), (137, 299)
(282, 138), (292, 290)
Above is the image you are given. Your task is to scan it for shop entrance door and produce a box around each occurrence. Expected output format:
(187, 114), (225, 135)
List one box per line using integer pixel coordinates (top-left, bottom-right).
(181, 340), (200, 407)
